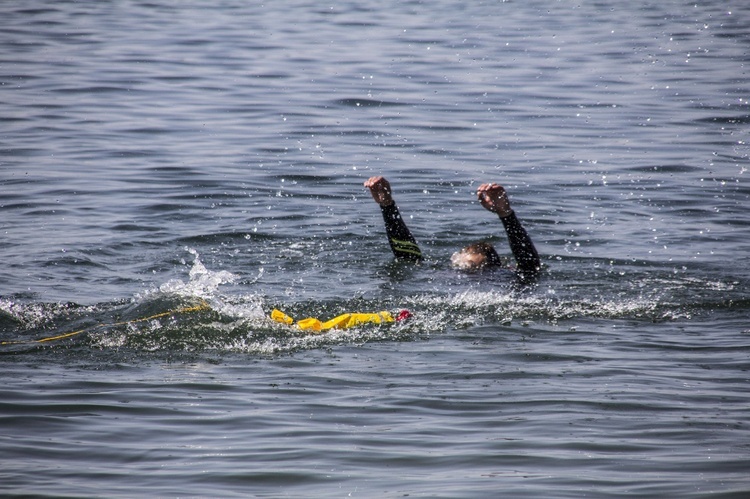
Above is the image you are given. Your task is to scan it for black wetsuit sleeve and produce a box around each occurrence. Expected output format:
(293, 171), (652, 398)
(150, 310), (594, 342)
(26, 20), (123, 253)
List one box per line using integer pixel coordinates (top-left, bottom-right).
(379, 203), (423, 261)
(501, 211), (540, 276)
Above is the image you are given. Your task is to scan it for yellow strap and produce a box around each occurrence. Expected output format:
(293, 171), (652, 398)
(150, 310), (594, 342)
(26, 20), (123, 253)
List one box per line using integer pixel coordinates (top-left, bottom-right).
(1, 301), (211, 346)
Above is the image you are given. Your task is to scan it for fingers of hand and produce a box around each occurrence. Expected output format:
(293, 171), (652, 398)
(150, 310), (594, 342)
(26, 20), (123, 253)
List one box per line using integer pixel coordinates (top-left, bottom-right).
(365, 176), (389, 190)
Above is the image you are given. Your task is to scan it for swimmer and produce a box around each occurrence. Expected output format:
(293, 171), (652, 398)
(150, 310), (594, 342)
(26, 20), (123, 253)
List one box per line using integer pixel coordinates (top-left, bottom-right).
(364, 176), (541, 280)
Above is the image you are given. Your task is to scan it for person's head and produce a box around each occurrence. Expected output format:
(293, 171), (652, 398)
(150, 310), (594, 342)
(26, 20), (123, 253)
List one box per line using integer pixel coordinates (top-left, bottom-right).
(450, 242), (503, 270)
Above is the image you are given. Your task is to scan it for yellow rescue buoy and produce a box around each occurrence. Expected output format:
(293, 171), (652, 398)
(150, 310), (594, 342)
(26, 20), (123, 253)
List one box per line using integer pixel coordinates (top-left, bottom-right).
(270, 308), (412, 333)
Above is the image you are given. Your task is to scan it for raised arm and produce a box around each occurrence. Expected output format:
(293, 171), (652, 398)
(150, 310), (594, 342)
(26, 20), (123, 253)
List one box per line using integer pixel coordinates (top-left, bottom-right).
(364, 176), (423, 262)
(477, 183), (540, 277)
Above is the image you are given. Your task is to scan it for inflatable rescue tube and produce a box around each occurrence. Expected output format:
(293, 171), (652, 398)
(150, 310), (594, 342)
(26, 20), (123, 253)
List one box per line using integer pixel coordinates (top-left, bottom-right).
(271, 308), (412, 333)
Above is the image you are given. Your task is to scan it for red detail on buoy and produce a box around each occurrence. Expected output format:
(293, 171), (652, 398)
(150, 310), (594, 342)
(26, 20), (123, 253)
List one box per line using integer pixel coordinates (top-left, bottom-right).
(396, 309), (412, 322)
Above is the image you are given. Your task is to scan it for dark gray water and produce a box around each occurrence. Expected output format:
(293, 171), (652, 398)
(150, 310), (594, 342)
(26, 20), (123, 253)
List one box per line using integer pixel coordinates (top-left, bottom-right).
(2, 1), (749, 497)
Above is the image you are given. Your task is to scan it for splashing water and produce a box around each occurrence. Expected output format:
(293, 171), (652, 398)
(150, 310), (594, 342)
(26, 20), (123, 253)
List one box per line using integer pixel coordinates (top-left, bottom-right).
(152, 248), (238, 300)
(2, 245), (745, 356)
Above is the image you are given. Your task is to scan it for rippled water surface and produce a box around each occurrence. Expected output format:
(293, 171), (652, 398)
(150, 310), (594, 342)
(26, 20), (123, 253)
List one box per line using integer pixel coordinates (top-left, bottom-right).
(2, 1), (749, 497)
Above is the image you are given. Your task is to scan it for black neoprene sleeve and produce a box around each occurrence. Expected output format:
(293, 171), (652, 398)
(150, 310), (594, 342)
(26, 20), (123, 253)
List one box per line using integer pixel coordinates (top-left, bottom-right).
(379, 203), (423, 261)
(500, 210), (540, 276)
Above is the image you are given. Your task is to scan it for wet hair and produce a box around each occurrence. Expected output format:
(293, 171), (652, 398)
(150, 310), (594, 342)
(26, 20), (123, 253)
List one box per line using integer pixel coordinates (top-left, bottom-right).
(462, 242), (503, 266)
(451, 242), (507, 270)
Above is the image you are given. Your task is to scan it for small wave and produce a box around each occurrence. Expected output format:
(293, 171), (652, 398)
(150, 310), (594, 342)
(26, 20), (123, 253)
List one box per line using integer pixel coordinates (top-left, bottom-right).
(406, 287), (693, 325)
(332, 98), (405, 108)
(3, 253), (744, 356)
(0, 298), (97, 331)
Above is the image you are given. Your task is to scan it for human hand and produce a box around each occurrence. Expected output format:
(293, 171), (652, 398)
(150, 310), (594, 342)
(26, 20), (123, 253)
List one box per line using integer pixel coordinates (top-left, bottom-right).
(364, 176), (394, 206)
(477, 183), (512, 217)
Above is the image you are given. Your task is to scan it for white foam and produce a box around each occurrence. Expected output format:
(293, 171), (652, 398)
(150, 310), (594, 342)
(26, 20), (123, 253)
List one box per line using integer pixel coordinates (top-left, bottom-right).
(161, 248), (237, 297)
(132, 248), (267, 321)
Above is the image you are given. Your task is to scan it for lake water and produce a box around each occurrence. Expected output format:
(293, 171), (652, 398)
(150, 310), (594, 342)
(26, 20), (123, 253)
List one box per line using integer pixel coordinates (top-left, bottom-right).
(2, 1), (749, 497)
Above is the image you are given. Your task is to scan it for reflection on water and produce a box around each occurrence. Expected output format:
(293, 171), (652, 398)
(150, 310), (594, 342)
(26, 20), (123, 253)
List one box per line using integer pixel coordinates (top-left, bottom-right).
(1, 0), (749, 497)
